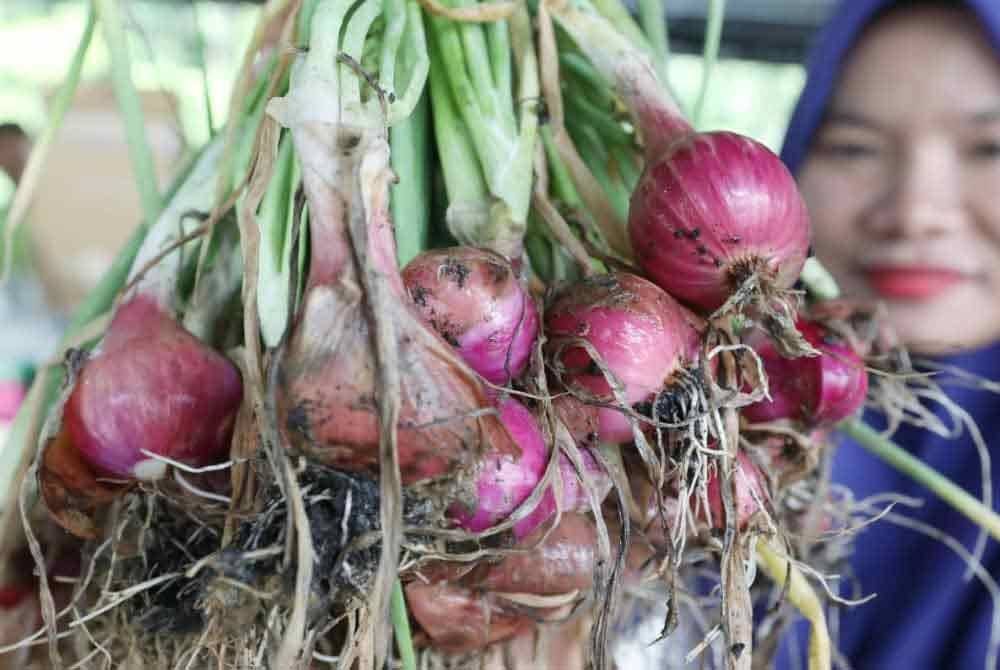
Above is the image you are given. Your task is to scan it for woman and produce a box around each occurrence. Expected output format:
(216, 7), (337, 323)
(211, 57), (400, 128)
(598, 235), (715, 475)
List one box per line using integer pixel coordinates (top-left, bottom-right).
(780, 0), (1000, 667)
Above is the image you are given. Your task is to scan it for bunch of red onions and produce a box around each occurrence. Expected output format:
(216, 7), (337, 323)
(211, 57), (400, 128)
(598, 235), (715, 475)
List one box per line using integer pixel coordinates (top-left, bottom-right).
(0, 7), (893, 670)
(399, 248), (609, 538)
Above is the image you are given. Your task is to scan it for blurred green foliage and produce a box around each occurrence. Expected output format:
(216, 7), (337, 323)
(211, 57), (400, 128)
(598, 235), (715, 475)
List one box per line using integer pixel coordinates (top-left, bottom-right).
(0, 1), (259, 146)
(669, 55), (805, 152)
(0, 2), (805, 150)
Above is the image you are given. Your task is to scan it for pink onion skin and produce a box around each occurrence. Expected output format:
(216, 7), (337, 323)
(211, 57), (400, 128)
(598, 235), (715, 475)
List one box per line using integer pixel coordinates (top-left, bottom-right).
(402, 247), (539, 386)
(450, 397), (611, 541)
(628, 131), (811, 312)
(545, 272), (701, 443)
(449, 397), (547, 534)
(63, 295), (243, 481)
(475, 513), (597, 595)
(405, 581), (531, 654)
(512, 443), (610, 540)
(704, 449), (769, 531)
(744, 320), (868, 426)
(551, 395), (601, 447)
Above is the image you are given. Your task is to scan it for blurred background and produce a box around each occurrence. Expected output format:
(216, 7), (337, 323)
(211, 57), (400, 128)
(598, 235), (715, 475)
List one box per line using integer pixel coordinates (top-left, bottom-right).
(0, 0), (829, 437)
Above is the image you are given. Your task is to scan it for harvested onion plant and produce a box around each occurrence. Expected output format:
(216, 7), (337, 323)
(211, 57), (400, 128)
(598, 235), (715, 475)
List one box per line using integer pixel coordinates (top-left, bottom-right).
(3, 1), (1000, 669)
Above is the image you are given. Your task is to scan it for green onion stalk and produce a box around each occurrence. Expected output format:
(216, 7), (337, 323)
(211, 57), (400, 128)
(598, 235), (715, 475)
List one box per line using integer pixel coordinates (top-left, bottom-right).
(266, 0), (430, 665)
(425, 0), (540, 262)
(555, 44), (641, 236)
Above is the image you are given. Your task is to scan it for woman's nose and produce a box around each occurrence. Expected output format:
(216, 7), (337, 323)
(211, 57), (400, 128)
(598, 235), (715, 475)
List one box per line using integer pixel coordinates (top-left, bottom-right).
(868, 143), (966, 239)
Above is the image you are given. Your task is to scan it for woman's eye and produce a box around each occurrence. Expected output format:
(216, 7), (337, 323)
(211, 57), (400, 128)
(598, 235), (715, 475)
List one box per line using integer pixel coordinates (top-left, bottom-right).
(814, 141), (879, 160)
(966, 140), (1000, 160)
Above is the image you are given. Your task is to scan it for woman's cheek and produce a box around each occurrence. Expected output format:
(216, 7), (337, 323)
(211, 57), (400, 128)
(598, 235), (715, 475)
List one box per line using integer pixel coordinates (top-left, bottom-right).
(799, 171), (871, 296)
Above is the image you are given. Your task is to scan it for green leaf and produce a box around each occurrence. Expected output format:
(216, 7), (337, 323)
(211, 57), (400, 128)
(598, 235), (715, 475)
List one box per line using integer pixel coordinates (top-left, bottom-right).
(257, 132), (300, 347)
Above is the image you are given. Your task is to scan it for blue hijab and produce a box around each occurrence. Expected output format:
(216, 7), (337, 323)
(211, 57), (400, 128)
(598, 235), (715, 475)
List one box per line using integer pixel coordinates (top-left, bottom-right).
(778, 1), (1000, 667)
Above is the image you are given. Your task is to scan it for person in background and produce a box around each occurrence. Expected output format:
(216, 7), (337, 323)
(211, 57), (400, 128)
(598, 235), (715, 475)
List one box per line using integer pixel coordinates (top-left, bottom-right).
(0, 123), (30, 185)
(0, 121), (61, 444)
(779, 0), (1000, 667)
(0, 122), (35, 443)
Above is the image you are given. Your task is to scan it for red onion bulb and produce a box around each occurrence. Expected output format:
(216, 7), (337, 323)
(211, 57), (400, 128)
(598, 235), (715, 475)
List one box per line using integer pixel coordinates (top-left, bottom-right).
(404, 580), (531, 653)
(449, 397), (610, 540)
(744, 319), (868, 426)
(629, 131), (810, 312)
(63, 295), (243, 480)
(402, 247), (539, 386)
(545, 272), (701, 443)
(406, 514), (597, 654)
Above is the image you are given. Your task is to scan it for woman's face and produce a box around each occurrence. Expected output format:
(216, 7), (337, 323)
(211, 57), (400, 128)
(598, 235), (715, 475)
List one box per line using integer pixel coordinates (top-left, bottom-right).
(799, 6), (1000, 353)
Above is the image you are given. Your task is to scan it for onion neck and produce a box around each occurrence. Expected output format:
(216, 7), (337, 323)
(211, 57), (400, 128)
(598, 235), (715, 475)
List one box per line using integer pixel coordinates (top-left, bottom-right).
(358, 135), (406, 298)
(302, 164), (354, 290)
(544, 0), (693, 162)
(300, 128), (404, 297)
(118, 139), (227, 320)
(103, 293), (172, 352)
(614, 59), (693, 161)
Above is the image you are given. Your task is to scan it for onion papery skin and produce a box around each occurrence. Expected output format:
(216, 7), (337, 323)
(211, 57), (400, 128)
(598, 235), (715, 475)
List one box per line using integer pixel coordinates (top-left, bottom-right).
(450, 398), (610, 541)
(545, 272), (701, 444)
(403, 247), (539, 386)
(63, 295), (243, 481)
(406, 514), (597, 654)
(277, 278), (518, 485)
(405, 581), (531, 654)
(744, 320), (868, 425)
(276, 132), (517, 486)
(628, 131), (811, 312)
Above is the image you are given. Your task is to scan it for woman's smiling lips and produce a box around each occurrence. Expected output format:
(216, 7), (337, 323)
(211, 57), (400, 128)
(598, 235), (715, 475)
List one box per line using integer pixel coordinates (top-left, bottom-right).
(864, 265), (970, 300)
